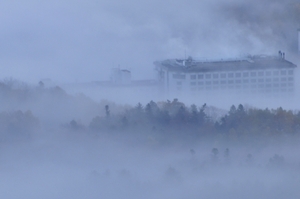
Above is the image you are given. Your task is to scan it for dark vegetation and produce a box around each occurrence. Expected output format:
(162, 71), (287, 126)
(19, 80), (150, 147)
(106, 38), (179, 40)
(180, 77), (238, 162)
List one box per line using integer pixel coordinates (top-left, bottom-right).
(1, 80), (300, 146)
(88, 99), (300, 145)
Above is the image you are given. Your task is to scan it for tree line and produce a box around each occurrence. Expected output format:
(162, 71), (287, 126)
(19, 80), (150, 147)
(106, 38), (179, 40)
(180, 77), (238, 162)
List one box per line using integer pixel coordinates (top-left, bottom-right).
(86, 99), (300, 143)
(0, 79), (299, 144)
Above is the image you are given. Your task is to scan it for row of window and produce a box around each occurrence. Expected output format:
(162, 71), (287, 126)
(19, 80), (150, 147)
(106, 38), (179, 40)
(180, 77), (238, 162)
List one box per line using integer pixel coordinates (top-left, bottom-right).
(189, 83), (294, 88)
(186, 84), (293, 90)
(188, 87), (294, 93)
(186, 77), (294, 86)
(173, 70), (294, 80)
(177, 82), (293, 91)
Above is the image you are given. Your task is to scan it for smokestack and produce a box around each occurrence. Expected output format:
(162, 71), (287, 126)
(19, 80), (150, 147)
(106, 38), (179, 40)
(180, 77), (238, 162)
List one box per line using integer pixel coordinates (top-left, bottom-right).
(279, 50), (282, 58)
(278, 50), (285, 59)
(298, 29), (300, 55)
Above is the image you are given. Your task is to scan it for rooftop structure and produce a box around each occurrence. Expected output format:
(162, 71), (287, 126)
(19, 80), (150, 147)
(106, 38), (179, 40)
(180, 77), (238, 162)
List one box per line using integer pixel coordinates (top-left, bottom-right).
(110, 68), (132, 85)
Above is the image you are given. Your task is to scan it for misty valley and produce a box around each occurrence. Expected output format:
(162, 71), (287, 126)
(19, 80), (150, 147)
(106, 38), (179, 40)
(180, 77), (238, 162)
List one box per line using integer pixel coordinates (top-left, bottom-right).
(1, 0), (300, 198)
(0, 80), (299, 199)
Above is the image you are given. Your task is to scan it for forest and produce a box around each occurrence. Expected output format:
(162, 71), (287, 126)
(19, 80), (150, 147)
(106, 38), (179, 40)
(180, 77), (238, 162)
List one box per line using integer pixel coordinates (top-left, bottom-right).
(0, 79), (300, 147)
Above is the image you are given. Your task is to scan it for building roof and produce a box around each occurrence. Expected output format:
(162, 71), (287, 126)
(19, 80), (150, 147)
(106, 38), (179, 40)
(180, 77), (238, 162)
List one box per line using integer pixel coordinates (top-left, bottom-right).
(154, 55), (297, 73)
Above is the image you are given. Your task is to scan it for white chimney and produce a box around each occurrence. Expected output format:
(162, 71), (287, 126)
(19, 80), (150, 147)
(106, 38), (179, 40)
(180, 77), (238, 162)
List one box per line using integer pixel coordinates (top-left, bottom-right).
(298, 29), (300, 54)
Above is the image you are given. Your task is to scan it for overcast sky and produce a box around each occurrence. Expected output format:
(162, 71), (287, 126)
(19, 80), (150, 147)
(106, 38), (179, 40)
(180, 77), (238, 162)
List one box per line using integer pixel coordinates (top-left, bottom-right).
(0, 0), (299, 83)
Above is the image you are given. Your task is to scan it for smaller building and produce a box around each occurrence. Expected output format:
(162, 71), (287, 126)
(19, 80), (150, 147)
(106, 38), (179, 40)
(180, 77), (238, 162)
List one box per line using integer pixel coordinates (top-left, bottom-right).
(110, 68), (131, 85)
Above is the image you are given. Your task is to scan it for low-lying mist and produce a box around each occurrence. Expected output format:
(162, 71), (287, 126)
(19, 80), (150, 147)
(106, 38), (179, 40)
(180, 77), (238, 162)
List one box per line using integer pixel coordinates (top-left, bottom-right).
(2, 133), (300, 199)
(0, 80), (300, 199)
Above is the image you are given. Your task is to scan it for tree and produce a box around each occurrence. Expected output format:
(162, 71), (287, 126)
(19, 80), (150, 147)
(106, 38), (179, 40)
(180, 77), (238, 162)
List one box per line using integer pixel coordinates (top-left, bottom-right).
(69, 120), (84, 131)
(237, 104), (244, 112)
(121, 116), (128, 127)
(198, 103), (207, 125)
(190, 104), (198, 124)
(38, 81), (44, 88)
(105, 105), (110, 118)
(269, 154), (285, 168)
(224, 148), (230, 158)
(175, 106), (186, 123)
(135, 103), (143, 112)
(212, 148), (219, 157)
(229, 105), (237, 115)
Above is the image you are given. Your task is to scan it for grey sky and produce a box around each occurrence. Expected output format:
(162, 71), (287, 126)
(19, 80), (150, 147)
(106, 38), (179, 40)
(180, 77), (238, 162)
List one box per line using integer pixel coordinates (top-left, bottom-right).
(0, 0), (299, 83)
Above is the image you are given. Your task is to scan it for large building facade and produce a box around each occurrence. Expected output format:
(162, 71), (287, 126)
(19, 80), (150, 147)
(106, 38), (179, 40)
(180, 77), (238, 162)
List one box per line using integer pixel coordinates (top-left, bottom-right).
(154, 54), (297, 95)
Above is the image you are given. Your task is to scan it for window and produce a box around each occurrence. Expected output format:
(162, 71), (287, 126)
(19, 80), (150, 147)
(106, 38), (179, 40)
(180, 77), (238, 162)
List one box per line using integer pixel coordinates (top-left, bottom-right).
(220, 73), (226, 78)
(281, 77), (287, 81)
(281, 88), (287, 92)
(198, 81), (204, 85)
(190, 82), (196, 86)
(258, 71), (264, 76)
(206, 81), (211, 85)
(228, 80), (234, 84)
(250, 72), (256, 77)
(266, 89), (271, 93)
(273, 78), (279, 82)
(281, 70), (286, 75)
(173, 74), (185, 79)
(213, 81), (218, 85)
(190, 75), (196, 80)
(251, 79), (256, 83)
(288, 83), (293, 87)
(288, 77), (293, 81)
(266, 84), (272, 88)
(198, 74), (204, 79)
(228, 73), (234, 78)
(281, 83), (287, 87)
(205, 74), (211, 79)
(220, 80), (226, 84)
(266, 71), (271, 76)
(273, 71), (279, 76)
(236, 80), (241, 83)
(213, 74), (219, 79)
(273, 83), (279, 87)
(243, 79), (249, 83)
(258, 79), (264, 83)
(235, 73), (241, 78)
(288, 70), (293, 75)
(243, 72), (249, 77)
(266, 78), (271, 82)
